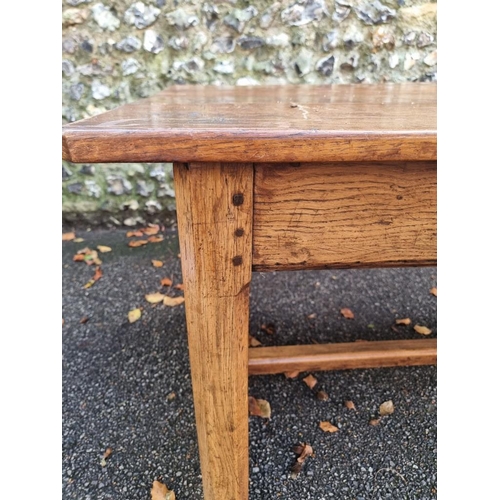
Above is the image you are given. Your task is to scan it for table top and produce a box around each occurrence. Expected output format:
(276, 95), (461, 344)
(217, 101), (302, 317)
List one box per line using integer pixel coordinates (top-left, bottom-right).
(62, 83), (436, 164)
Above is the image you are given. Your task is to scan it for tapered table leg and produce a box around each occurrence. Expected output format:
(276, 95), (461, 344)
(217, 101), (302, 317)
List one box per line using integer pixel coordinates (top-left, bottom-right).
(174, 162), (253, 500)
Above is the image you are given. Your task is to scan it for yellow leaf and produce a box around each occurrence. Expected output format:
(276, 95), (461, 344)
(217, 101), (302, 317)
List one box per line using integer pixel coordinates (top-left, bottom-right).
(248, 396), (271, 418)
(395, 318), (411, 325)
(74, 237), (84, 243)
(319, 421), (339, 433)
(161, 278), (173, 287)
(414, 324), (432, 335)
(145, 293), (165, 304)
(151, 480), (175, 500)
(97, 245), (112, 253)
(163, 296), (185, 307)
(152, 260), (164, 268)
(128, 240), (148, 248)
(302, 374), (318, 390)
(379, 400), (394, 416)
(128, 309), (141, 323)
(62, 232), (75, 241)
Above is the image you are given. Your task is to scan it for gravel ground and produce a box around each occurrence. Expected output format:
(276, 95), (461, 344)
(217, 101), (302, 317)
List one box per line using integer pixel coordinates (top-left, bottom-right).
(62, 227), (437, 500)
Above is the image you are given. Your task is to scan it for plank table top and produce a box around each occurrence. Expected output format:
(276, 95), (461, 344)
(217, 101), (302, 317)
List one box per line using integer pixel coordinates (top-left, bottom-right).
(62, 83), (436, 164)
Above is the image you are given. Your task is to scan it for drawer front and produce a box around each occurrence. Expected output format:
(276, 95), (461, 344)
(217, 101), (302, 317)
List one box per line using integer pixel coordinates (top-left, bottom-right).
(252, 162), (437, 271)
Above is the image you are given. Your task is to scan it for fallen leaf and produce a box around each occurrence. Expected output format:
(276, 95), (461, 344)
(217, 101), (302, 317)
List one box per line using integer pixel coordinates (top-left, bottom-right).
(248, 396), (271, 418)
(83, 266), (103, 289)
(163, 296), (185, 307)
(143, 224), (160, 236)
(97, 245), (112, 253)
(145, 293), (165, 304)
(62, 318), (64, 326)
(430, 287), (437, 297)
(414, 324), (432, 335)
(166, 392), (176, 401)
(100, 447), (113, 466)
(285, 370), (300, 379)
(62, 232), (75, 241)
(74, 237), (84, 243)
(152, 260), (164, 268)
(249, 335), (262, 347)
(345, 400), (356, 411)
(369, 418), (381, 426)
(161, 278), (173, 287)
(148, 235), (164, 243)
(174, 283), (185, 291)
(319, 421), (339, 433)
(316, 390), (329, 401)
(128, 308), (141, 323)
(367, 323), (375, 329)
(302, 374), (318, 390)
(395, 318), (411, 326)
(73, 254), (85, 262)
(84, 251), (101, 266)
(126, 230), (143, 238)
(151, 480), (175, 500)
(307, 313), (317, 319)
(340, 308), (354, 319)
(379, 400), (394, 416)
(260, 323), (276, 335)
(291, 443), (314, 477)
(129, 240), (148, 248)
(80, 316), (89, 324)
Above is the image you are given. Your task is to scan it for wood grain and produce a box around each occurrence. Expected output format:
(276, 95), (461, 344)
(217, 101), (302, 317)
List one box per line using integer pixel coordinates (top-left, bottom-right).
(253, 162), (436, 271)
(174, 162), (253, 500)
(248, 339), (437, 375)
(62, 83), (436, 163)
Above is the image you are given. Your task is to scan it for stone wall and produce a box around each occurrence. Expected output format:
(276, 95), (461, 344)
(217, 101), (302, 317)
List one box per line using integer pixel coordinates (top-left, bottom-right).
(62, 0), (437, 226)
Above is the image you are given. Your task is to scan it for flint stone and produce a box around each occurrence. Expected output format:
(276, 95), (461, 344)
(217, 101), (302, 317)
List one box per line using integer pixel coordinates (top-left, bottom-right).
(404, 31), (416, 45)
(260, 2), (280, 29)
(62, 8), (88, 26)
(388, 53), (399, 68)
(91, 3), (120, 31)
(124, 2), (160, 29)
(316, 55), (335, 76)
(340, 53), (359, 70)
(355, 1), (396, 25)
(91, 81), (111, 100)
(281, 0), (326, 27)
(157, 183), (175, 198)
(116, 36), (142, 52)
(85, 180), (102, 198)
(120, 199), (139, 211)
(107, 176), (133, 195)
(62, 165), (73, 180)
(81, 40), (93, 52)
(333, 5), (351, 23)
(266, 33), (290, 47)
(417, 32), (434, 48)
(202, 3), (219, 30)
(323, 31), (340, 51)
(145, 200), (162, 214)
(224, 6), (258, 33)
(70, 83), (85, 101)
(80, 165), (95, 176)
(67, 182), (83, 194)
(168, 36), (189, 51)
(166, 8), (199, 30)
(236, 77), (260, 86)
(295, 48), (314, 76)
(213, 60), (234, 74)
(211, 36), (235, 54)
(137, 180), (154, 197)
(62, 60), (75, 76)
(144, 30), (164, 53)
(372, 26), (395, 49)
(66, 0), (91, 5)
(122, 58), (141, 76)
(149, 165), (166, 181)
(423, 50), (437, 66)
(62, 38), (77, 54)
(238, 36), (265, 50)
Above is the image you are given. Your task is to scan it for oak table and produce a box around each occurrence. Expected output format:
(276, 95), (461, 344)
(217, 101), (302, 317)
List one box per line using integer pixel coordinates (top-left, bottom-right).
(62, 83), (437, 500)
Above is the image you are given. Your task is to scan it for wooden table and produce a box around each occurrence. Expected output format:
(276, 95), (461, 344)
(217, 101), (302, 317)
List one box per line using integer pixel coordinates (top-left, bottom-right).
(62, 83), (437, 500)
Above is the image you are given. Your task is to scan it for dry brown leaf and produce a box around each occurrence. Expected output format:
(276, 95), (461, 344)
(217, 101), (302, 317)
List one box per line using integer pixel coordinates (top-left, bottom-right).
(126, 230), (143, 238)
(345, 400), (356, 411)
(302, 374), (318, 390)
(414, 324), (432, 335)
(148, 235), (164, 243)
(292, 442), (314, 476)
(249, 335), (262, 347)
(340, 308), (354, 319)
(100, 447), (113, 466)
(174, 283), (185, 291)
(143, 225), (160, 236)
(80, 316), (89, 324)
(151, 480), (175, 500)
(395, 318), (411, 325)
(129, 240), (148, 248)
(62, 232), (75, 241)
(248, 396), (271, 418)
(128, 308), (141, 323)
(307, 313), (317, 319)
(97, 245), (112, 253)
(316, 390), (329, 401)
(430, 287), (437, 297)
(166, 392), (176, 401)
(285, 370), (300, 379)
(369, 418), (381, 426)
(73, 254), (85, 262)
(319, 421), (339, 433)
(260, 323), (276, 335)
(379, 400), (394, 416)
(145, 293), (165, 304)
(152, 260), (164, 268)
(83, 266), (103, 289)
(163, 296), (185, 307)
(161, 278), (173, 287)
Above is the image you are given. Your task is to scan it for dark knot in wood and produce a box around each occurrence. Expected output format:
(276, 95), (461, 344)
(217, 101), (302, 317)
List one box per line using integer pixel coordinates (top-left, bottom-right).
(232, 193), (244, 206)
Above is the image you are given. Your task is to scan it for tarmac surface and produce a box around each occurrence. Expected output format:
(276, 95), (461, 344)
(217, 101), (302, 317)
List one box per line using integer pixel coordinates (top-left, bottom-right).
(62, 227), (437, 500)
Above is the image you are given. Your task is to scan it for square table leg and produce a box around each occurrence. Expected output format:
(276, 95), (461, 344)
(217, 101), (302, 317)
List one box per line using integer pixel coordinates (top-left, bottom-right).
(173, 162), (253, 500)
